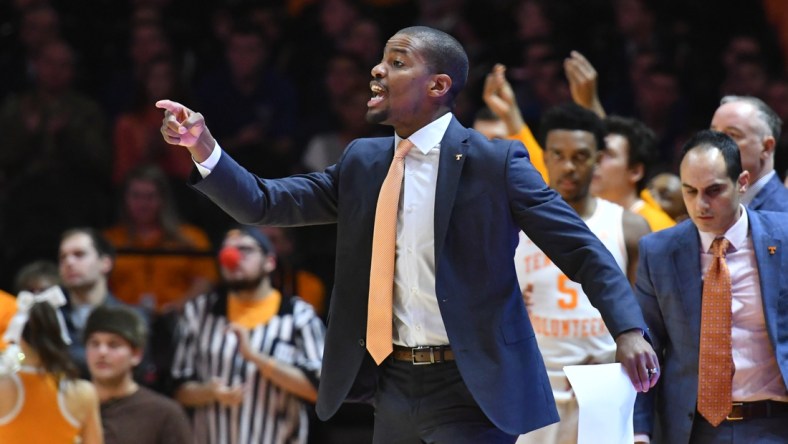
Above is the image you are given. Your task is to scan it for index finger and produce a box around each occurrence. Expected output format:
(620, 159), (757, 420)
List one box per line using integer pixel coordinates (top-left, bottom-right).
(155, 99), (187, 121)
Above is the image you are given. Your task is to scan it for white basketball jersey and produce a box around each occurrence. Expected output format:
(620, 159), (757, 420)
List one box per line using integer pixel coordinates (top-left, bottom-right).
(514, 198), (627, 370)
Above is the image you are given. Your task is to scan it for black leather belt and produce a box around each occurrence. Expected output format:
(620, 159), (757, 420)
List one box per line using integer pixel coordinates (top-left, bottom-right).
(724, 400), (788, 421)
(392, 345), (454, 365)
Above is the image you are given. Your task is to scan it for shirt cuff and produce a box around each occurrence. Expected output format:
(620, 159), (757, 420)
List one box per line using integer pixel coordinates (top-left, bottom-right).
(194, 141), (222, 178)
(634, 433), (650, 443)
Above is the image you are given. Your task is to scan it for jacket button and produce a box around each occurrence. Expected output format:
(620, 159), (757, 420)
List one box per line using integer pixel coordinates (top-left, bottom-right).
(359, 339), (365, 347)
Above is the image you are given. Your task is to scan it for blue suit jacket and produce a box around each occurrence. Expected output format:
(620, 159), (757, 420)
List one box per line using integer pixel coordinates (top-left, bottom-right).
(192, 117), (648, 435)
(750, 173), (788, 213)
(633, 208), (788, 444)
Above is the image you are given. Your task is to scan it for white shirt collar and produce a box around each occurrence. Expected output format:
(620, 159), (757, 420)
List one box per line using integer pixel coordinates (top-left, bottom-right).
(698, 204), (749, 253)
(394, 112), (453, 155)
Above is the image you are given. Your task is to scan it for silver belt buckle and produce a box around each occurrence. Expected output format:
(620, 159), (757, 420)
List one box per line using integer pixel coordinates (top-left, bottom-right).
(411, 346), (434, 365)
(726, 402), (744, 421)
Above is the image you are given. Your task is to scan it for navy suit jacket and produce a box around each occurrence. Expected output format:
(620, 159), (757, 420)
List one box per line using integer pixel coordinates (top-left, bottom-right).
(633, 208), (788, 444)
(192, 117), (648, 435)
(750, 173), (788, 213)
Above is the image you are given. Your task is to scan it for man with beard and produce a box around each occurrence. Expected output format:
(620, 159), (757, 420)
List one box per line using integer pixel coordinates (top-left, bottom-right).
(171, 227), (326, 444)
(515, 103), (651, 444)
(85, 305), (192, 444)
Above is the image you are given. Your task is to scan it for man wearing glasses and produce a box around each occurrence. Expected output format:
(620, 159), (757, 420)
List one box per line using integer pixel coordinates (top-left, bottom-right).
(171, 227), (326, 444)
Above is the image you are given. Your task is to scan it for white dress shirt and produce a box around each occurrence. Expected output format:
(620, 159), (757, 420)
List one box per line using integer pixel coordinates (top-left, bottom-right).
(197, 113), (455, 347)
(391, 112), (453, 347)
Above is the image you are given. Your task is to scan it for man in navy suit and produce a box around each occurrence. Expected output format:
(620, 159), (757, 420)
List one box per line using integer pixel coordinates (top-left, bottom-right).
(711, 95), (788, 212)
(634, 130), (788, 443)
(157, 26), (658, 443)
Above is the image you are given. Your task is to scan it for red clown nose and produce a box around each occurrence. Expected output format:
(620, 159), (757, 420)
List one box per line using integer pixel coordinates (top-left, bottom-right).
(219, 246), (241, 271)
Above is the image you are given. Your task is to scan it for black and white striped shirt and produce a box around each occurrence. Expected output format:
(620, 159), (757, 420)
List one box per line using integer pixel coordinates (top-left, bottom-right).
(172, 291), (325, 444)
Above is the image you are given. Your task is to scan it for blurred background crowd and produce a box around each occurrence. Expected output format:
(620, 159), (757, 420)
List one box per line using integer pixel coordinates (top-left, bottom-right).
(0, 0), (787, 441)
(2, 0), (788, 293)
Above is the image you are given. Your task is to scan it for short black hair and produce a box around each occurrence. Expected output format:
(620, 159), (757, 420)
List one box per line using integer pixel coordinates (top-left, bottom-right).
(538, 103), (605, 152)
(396, 26), (469, 104)
(679, 130), (743, 183)
(604, 116), (657, 192)
(61, 227), (116, 260)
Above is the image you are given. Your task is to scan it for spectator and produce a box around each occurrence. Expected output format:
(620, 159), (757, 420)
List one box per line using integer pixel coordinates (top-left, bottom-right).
(58, 228), (126, 379)
(112, 55), (194, 186)
(0, 3), (62, 101)
(13, 259), (60, 294)
(0, 39), (113, 289)
(85, 305), (192, 444)
(194, 22), (299, 178)
(171, 227), (325, 444)
(104, 165), (217, 314)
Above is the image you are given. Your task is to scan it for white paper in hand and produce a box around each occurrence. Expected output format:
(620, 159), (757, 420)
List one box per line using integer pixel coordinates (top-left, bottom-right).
(564, 363), (636, 444)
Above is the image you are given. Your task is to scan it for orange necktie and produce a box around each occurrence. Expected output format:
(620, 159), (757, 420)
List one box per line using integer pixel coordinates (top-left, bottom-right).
(697, 237), (732, 426)
(366, 139), (414, 365)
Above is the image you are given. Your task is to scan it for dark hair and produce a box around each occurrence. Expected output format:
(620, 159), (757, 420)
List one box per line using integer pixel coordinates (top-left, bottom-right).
(61, 227), (116, 260)
(679, 130), (743, 183)
(13, 260), (60, 294)
(21, 303), (78, 380)
(396, 26), (469, 104)
(538, 103), (606, 152)
(720, 95), (783, 141)
(604, 116), (657, 192)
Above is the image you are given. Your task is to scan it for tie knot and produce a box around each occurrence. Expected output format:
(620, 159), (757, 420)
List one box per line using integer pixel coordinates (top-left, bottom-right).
(710, 237), (730, 258)
(394, 139), (414, 159)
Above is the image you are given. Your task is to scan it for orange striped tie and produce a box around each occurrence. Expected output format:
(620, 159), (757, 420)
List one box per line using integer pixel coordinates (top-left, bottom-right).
(367, 139), (414, 364)
(697, 237), (732, 426)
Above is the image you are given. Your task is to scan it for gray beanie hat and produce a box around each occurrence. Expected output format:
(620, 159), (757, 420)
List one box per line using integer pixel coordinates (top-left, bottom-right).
(83, 305), (147, 348)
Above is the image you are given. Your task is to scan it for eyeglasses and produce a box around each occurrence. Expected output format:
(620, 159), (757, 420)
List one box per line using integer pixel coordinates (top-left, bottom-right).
(234, 245), (262, 256)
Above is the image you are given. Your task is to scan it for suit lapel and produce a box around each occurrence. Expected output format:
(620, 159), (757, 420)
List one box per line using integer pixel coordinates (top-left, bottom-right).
(365, 137), (397, 208)
(748, 209), (783, 344)
(434, 118), (469, 261)
(672, 223), (704, 342)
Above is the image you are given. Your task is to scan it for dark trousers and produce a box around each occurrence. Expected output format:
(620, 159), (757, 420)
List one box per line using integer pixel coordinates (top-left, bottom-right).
(690, 414), (788, 443)
(372, 358), (517, 444)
